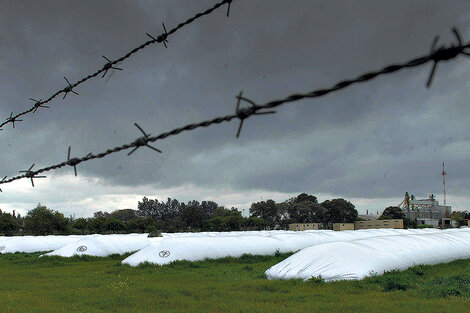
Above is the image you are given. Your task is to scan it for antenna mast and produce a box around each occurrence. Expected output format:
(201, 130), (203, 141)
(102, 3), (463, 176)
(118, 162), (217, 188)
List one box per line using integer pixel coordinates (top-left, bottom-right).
(442, 162), (446, 206)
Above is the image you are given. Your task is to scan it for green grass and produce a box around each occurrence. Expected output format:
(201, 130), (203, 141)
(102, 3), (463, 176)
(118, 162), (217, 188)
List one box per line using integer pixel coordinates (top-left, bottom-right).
(1, 253), (470, 312)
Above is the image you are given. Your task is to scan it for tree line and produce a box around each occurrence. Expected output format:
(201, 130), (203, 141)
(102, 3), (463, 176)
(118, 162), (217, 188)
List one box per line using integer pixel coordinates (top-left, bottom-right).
(1, 193), (429, 236)
(0, 193), (359, 236)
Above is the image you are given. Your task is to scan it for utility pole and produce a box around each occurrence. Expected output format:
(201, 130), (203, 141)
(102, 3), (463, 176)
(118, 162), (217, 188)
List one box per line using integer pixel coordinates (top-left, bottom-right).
(442, 162), (446, 206)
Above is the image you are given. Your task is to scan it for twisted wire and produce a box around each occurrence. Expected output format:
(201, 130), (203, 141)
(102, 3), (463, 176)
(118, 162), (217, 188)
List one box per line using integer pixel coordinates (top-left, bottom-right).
(0, 0), (233, 131)
(1, 28), (469, 189)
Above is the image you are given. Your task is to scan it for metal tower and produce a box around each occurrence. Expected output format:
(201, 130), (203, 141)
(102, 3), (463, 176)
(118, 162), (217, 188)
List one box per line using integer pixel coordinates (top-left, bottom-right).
(442, 162), (446, 206)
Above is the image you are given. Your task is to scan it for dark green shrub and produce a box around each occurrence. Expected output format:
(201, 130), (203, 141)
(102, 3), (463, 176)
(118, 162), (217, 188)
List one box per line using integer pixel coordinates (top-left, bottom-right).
(148, 230), (162, 237)
(381, 270), (412, 291)
(417, 224), (434, 229)
(410, 265), (427, 277)
(423, 275), (470, 298)
(307, 275), (324, 284)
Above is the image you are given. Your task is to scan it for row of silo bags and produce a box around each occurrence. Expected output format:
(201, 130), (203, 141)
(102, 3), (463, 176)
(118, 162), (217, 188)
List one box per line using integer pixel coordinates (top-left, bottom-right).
(6, 228), (468, 282)
(0, 235), (86, 253)
(121, 228), (439, 266)
(0, 230), (308, 254)
(265, 228), (470, 281)
(1, 229), (435, 257)
(0, 234), (150, 255)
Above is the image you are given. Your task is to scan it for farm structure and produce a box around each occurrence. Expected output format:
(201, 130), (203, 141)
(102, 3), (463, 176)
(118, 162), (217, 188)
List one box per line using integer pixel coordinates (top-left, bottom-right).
(354, 219), (403, 230)
(333, 223), (355, 231)
(288, 223), (319, 231)
(291, 220), (404, 231)
(399, 193), (452, 228)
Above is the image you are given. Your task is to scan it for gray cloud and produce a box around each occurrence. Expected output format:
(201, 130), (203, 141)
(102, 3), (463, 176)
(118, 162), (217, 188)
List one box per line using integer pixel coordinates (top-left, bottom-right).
(1, 0), (470, 215)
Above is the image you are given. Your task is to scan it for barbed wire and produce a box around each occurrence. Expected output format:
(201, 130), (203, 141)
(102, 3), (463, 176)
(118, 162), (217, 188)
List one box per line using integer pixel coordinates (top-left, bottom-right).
(0, 0), (233, 132)
(1, 27), (469, 190)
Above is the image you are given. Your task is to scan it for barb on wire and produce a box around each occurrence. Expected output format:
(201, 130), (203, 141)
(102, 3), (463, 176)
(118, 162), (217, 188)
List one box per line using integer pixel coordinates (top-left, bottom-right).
(235, 91), (276, 138)
(161, 23), (169, 48)
(146, 23), (170, 48)
(0, 176), (6, 192)
(1, 26), (469, 189)
(6, 112), (22, 128)
(18, 164), (46, 187)
(62, 77), (79, 99)
(30, 98), (49, 113)
(0, 0), (233, 131)
(101, 56), (123, 78)
(128, 123), (162, 156)
(226, 0), (232, 17)
(67, 146), (87, 177)
(426, 27), (470, 88)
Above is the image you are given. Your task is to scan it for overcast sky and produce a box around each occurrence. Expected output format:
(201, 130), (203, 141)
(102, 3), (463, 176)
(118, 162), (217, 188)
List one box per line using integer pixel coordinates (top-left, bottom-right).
(1, 0), (469, 218)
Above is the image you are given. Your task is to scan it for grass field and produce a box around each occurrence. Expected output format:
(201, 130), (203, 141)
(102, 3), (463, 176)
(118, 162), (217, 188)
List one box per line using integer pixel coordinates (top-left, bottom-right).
(1, 252), (470, 313)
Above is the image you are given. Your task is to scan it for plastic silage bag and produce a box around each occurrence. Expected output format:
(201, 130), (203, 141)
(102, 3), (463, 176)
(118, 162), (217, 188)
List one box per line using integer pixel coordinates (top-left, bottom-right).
(122, 235), (287, 266)
(0, 235), (85, 253)
(160, 230), (308, 238)
(42, 234), (151, 257)
(159, 228), (437, 239)
(122, 228), (439, 266)
(265, 228), (438, 252)
(265, 228), (470, 282)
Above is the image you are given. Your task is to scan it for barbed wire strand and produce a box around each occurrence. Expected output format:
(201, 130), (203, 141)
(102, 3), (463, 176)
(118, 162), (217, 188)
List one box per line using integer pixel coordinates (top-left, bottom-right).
(0, 0), (233, 131)
(1, 27), (469, 190)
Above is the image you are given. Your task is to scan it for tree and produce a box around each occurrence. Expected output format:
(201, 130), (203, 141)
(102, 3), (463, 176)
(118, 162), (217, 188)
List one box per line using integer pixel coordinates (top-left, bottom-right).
(110, 209), (137, 221)
(207, 216), (227, 231)
(0, 212), (20, 235)
(379, 206), (405, 220)
(289, 202), (326, 223)
(24, 204), (69, 235)
(286, 193), (318, 204)
(53, 211), (69, 234)
(93, 211), (111, 218)
(205, 207), (245, 231)
(136, 197), (158, 218)
(379, 206), (417, 228)
(224, 209), (245, 231)
(182, 204), (204, 231)
(126, 217), (158, 233)
(86, 217), (106, 234)
(244, 216), (266, 230)
(166, 216), (186, 233)
(451, 211), (468, 227)
(321, 199), (358, 227)
(200, 201), (218, 219)
(282, 194), (324, 223)
(137, 197), (184, 224)
(104, 218), (125, 233)
(404, 217), (417, 229)
(250, 200), (281, 229)
(162, 198), (183, 221)
(72, 218), (87, 234)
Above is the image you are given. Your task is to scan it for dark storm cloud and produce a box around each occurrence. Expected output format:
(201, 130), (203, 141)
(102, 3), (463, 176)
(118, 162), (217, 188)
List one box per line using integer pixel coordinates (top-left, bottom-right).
(1, 0), (470, 213)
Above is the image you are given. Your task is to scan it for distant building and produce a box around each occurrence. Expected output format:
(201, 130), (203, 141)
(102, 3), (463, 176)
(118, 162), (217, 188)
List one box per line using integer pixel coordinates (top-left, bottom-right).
(354, 219), (403, 230)
(416, 218), (439, 228)
(288, 223), (319, 231)
(333, 223), (355, 231)
(400, 193), (452, 228)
